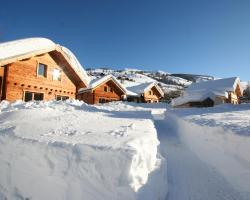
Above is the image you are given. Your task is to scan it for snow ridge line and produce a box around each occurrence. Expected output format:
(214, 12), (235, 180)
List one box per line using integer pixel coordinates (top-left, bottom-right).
(0, 125), (167, 200)
(166, 111), (250, 199)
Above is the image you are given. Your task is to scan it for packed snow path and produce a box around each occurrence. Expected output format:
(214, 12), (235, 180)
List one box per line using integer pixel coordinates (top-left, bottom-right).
(154, 117), (249, 200)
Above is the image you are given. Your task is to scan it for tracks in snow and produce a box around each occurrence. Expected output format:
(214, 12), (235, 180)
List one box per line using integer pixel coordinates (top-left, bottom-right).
(154, 119), (249, 200)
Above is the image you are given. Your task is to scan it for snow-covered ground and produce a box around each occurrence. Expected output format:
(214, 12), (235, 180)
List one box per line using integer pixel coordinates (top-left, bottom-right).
(0, 100), (167, 200)
(161, 104), (250, 199)
(172, 104), (250, 136)
(1, 99), (250, 200)
(156, 119), (247, 200)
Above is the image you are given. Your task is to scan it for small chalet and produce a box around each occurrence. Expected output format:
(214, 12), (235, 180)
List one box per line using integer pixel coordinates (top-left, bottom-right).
(171, 77), (243, 108)
(77, 75), (127, 104)
(0, 38), (90, 102)
(126, 82), (164, 103)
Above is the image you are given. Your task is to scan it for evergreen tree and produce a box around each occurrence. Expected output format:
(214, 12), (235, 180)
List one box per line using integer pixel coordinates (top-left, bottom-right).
(243, 82), (250, 100)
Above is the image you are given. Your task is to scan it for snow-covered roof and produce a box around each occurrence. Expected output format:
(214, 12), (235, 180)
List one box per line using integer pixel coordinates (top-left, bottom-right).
(78, 74), (127, 94)
(126, 82), (164, 97)
(186, 77), (242, 93)
(0, 38), (55, 62)
(60, 46), (90, 85)
(172, 91), (227, 107)
(172, 77), (242, 107)
(0, 37), (90, 86)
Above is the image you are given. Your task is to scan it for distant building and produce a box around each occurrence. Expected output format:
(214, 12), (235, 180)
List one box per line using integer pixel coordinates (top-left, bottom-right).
(171, 77), (243, 108)
(126, 82), (164, 103)
(77, 75), (127, 104)
(0, 38), (89, 102)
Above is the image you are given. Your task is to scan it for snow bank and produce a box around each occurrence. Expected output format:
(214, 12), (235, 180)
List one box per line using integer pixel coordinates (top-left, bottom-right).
(173, 104), (250, 136)
(167, 106), (250, 198)
(0, 100), (167, 200)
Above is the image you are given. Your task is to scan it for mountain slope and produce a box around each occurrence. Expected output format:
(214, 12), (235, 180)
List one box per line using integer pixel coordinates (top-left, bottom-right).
(86, 68), (214, 94)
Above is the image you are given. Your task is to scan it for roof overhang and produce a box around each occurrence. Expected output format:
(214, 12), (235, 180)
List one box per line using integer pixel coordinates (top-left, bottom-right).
(78, 75), (127, 95)
(0, 47), (55, 67)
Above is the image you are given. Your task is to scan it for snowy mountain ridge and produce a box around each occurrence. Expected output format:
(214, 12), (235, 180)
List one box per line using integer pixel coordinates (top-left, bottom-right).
(85, 67), (215, 94)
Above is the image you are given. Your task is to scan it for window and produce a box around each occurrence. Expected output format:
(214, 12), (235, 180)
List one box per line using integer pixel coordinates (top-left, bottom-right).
(37, 63), (47, 77)
(24, 91), (33, 102)
(56, 95), (69, 101)
(104, 86), (113, 93)
(34, 93), (44, 101)
(24, 91), (44, 102)
(99, 98), (106, 103)
(149, 91), (152, 95)
(53, 69), (61, 81)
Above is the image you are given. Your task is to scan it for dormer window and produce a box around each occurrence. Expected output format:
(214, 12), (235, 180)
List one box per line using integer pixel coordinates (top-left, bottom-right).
(53, 69), (61, 81)
(37, 63), (47, 77)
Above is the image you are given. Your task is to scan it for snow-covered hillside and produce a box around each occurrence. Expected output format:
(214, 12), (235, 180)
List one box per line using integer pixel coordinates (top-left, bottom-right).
(86, 68), (200, 94)
(171, 73), (214, 82)
(241, 81), (249, 90)
(87, 68), (157, 87)
(0, 100), (167, 200)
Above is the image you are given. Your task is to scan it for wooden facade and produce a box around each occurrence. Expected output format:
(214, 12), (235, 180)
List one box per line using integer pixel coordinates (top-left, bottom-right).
(228, 83), (242, 104)
(0, 51), (87, 102)
(127, 85), (163, 103)
(143, 86), (163, 103)
(78, 79), (126, 104)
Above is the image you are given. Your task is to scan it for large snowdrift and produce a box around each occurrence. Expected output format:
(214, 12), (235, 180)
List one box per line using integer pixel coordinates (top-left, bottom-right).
(168, 105), (250, 198)
(0, 100), (167, 200)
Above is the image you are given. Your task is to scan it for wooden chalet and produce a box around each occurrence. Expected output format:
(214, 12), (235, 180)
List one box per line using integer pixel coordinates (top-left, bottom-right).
(77, 75), (127, 104)
(0, 38), (90, 102)
(126, 82), (164, 103)
(171, 77), (243, 108)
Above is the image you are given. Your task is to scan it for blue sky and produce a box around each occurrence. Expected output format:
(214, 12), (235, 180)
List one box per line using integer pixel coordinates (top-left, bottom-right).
(1, 0), (250, 80)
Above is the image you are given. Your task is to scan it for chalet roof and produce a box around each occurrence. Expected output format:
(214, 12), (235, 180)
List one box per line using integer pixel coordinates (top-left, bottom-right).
(126, 82), (164, 97)
(171, 77), (243, 107)
(0, 37), (90, 86)
(78, 75), (127, 94)
(186, 77), (242, 93)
